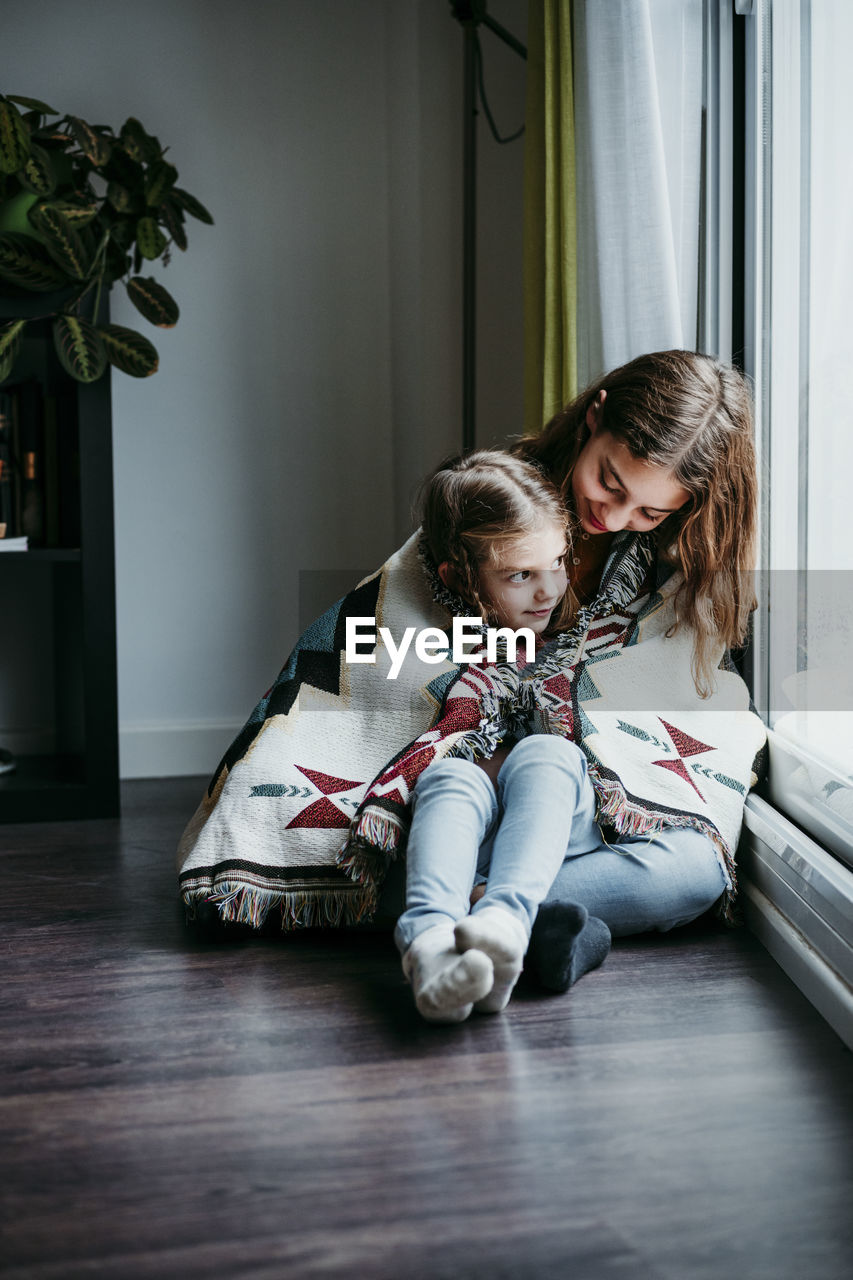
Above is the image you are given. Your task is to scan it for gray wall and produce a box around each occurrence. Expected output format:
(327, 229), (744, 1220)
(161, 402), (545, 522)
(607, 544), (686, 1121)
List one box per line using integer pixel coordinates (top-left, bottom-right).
(2, 0), (526, 776)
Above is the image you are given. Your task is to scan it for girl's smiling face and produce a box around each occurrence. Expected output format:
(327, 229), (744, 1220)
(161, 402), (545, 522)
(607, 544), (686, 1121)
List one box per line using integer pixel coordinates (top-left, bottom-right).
(477, 522), (568, 633)
(572, 406), (691, 535)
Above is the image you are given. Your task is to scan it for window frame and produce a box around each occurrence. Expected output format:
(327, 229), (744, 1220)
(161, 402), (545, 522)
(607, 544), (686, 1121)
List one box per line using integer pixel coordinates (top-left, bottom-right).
(725, 0), (853, 1049)
(732, 0), (853, 868)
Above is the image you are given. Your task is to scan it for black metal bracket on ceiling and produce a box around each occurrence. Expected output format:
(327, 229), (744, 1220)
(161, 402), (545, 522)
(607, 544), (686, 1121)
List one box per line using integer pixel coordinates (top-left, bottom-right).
(449, 1), (527, 452)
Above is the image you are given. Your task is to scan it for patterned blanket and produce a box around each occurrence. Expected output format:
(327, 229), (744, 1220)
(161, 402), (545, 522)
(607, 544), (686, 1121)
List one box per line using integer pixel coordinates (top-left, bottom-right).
(177, 533), (465, 928)
(177, 530), (766, 928)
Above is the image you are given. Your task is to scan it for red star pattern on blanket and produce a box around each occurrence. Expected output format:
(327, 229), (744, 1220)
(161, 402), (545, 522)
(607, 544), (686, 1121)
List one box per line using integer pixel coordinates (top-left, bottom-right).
(353, 692), (485, 811)
(543, 672), (574, 703)
(285, 765), (365, 829)
(651, 718), (715, 802)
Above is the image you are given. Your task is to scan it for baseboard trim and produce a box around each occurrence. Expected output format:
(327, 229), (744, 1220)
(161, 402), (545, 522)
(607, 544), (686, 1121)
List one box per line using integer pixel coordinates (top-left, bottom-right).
(742, 881), (853, 1050)
(741, 794), (853, 1050)
(119, 720), (241, 779)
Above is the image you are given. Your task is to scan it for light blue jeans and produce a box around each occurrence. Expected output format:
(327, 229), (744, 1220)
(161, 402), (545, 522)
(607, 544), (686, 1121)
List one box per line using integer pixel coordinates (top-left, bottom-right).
(392, 735), (730, 955)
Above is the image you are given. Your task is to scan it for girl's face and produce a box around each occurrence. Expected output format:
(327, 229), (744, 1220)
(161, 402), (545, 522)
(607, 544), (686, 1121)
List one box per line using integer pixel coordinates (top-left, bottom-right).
(478, 522), (568, 633)
(572, 412), (691, 535)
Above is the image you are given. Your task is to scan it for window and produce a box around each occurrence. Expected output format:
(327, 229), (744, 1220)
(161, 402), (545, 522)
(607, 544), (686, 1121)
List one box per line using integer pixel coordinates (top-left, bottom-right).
(742, 0), (853, 866)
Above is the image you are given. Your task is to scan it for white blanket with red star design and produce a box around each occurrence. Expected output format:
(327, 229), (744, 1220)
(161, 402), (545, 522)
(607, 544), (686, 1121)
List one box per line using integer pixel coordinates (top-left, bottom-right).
(177, 532), (466, 928)
(177, 530), (766, 929)
(339, 535), (766, 924)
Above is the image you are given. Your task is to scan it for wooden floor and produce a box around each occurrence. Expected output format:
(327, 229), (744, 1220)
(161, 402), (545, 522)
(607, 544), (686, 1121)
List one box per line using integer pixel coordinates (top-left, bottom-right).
(1, 778), (851, 1280)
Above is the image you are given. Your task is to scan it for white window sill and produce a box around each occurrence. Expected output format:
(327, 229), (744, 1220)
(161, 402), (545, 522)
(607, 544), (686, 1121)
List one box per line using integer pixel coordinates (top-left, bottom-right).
(764, 720), (853, 871)
(739, 791), (853, 1049)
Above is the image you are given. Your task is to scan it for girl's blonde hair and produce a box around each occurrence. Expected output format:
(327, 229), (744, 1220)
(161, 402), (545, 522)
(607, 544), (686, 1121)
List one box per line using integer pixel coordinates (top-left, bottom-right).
(420, 449), (574, 634)
(515, 350), (758, 694)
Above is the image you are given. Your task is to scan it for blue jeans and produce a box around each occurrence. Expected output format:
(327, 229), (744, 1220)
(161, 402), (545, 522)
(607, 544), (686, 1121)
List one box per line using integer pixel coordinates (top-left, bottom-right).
(392, 735), (729, 954)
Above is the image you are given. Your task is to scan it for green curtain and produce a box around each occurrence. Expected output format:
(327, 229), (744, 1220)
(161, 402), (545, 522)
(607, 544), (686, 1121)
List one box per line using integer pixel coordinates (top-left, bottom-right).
(523, 0), (577, 434)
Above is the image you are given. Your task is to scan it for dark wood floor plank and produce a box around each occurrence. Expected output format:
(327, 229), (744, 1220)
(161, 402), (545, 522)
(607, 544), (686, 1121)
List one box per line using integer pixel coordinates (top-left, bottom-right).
(1, 778), (851, 1279)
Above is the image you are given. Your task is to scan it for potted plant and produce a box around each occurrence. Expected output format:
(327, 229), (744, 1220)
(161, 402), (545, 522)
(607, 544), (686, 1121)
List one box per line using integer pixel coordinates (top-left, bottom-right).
(0, 92), (213, 383)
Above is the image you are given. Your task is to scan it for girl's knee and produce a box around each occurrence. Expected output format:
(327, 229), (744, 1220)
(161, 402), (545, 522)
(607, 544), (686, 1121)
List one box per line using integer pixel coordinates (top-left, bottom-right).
(419, 754), (483, 784)
(551, 827), (728, 936)
(414, 754), (495, 807)
(642, 829), (728, 929)
(498, 733), (585, 778)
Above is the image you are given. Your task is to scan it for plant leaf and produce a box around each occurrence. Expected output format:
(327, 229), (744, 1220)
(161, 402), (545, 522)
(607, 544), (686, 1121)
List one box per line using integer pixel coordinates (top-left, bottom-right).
(0, 347), (17, 384)
(7, 95), (58, 115)
(135, 215), (167, 260)
(50, 198), (99, 227)
(144, 160), (177, 208)
(105, 239), (131, 284)
(0, 98), (31, 175)
(42, 144), (76, 189)
(119, 117), (159, 165)
(28, 202), (90, 279)
(103, 146), (145, 193)
(53, 315), (106, 382)
(125, 275), (179, 327)
(107, 180), (133, 213)
(67, 115), (112, 167)
(110, 219), (135, 251)
(0, 318), (26, 382)
(99, 323), (159, 377)
(158, 198), (187, 251)
(0, 232), (69, 290)
(172, 187), (213, 225)
(17, 142), (55, 196)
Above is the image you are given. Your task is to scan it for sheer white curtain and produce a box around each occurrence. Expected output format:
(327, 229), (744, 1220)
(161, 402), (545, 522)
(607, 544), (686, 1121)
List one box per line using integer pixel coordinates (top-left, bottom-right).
(573, 0), (703, 387)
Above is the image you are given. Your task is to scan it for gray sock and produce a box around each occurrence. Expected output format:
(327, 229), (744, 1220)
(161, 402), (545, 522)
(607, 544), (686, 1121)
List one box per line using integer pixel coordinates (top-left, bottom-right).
(527, 901), (611, 993)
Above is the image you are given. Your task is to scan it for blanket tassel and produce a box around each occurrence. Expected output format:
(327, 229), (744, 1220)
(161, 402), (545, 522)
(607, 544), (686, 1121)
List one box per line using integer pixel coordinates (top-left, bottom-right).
(337, 809), (406, 884)
(183, 880), (378, 931)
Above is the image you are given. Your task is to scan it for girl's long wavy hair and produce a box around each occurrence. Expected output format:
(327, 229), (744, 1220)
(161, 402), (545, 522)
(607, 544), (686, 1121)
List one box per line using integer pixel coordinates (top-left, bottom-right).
(420, 449), (574, 635)
(514, 350), (758, 695)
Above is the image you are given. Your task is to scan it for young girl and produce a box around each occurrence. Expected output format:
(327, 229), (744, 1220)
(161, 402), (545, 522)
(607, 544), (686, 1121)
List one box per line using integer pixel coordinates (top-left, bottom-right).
(396, 451), (612, 1023)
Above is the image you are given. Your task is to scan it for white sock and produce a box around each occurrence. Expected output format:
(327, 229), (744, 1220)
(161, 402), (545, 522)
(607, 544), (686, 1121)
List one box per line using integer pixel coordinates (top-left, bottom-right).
(402, 923), (494, 1023)
(454, 906), (529, 1014)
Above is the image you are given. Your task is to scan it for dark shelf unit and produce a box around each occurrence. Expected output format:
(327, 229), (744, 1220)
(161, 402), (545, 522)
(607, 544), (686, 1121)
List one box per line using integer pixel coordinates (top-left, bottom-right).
(0, 295), (119, 822)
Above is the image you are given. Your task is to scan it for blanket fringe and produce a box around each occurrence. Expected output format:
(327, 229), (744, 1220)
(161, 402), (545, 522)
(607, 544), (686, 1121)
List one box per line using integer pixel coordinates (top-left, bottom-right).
(337, 808), (406, 884)
(449, 726), (502, 764)
(182, 880), (378, 931)
(447, 681), (529, 764)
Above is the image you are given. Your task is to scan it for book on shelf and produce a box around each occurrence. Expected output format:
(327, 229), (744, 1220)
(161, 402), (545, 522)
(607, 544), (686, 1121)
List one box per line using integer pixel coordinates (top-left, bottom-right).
(0, 379), (69, 549)
(43, 394), (60, 547)
(14, 379), (45, 547)
(0, 390), (14, 540)
(0, 534), (28, 551)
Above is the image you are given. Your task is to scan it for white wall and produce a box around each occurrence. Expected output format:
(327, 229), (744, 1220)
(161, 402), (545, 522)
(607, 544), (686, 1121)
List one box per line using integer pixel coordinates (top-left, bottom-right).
(1, 0), (527, 777)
